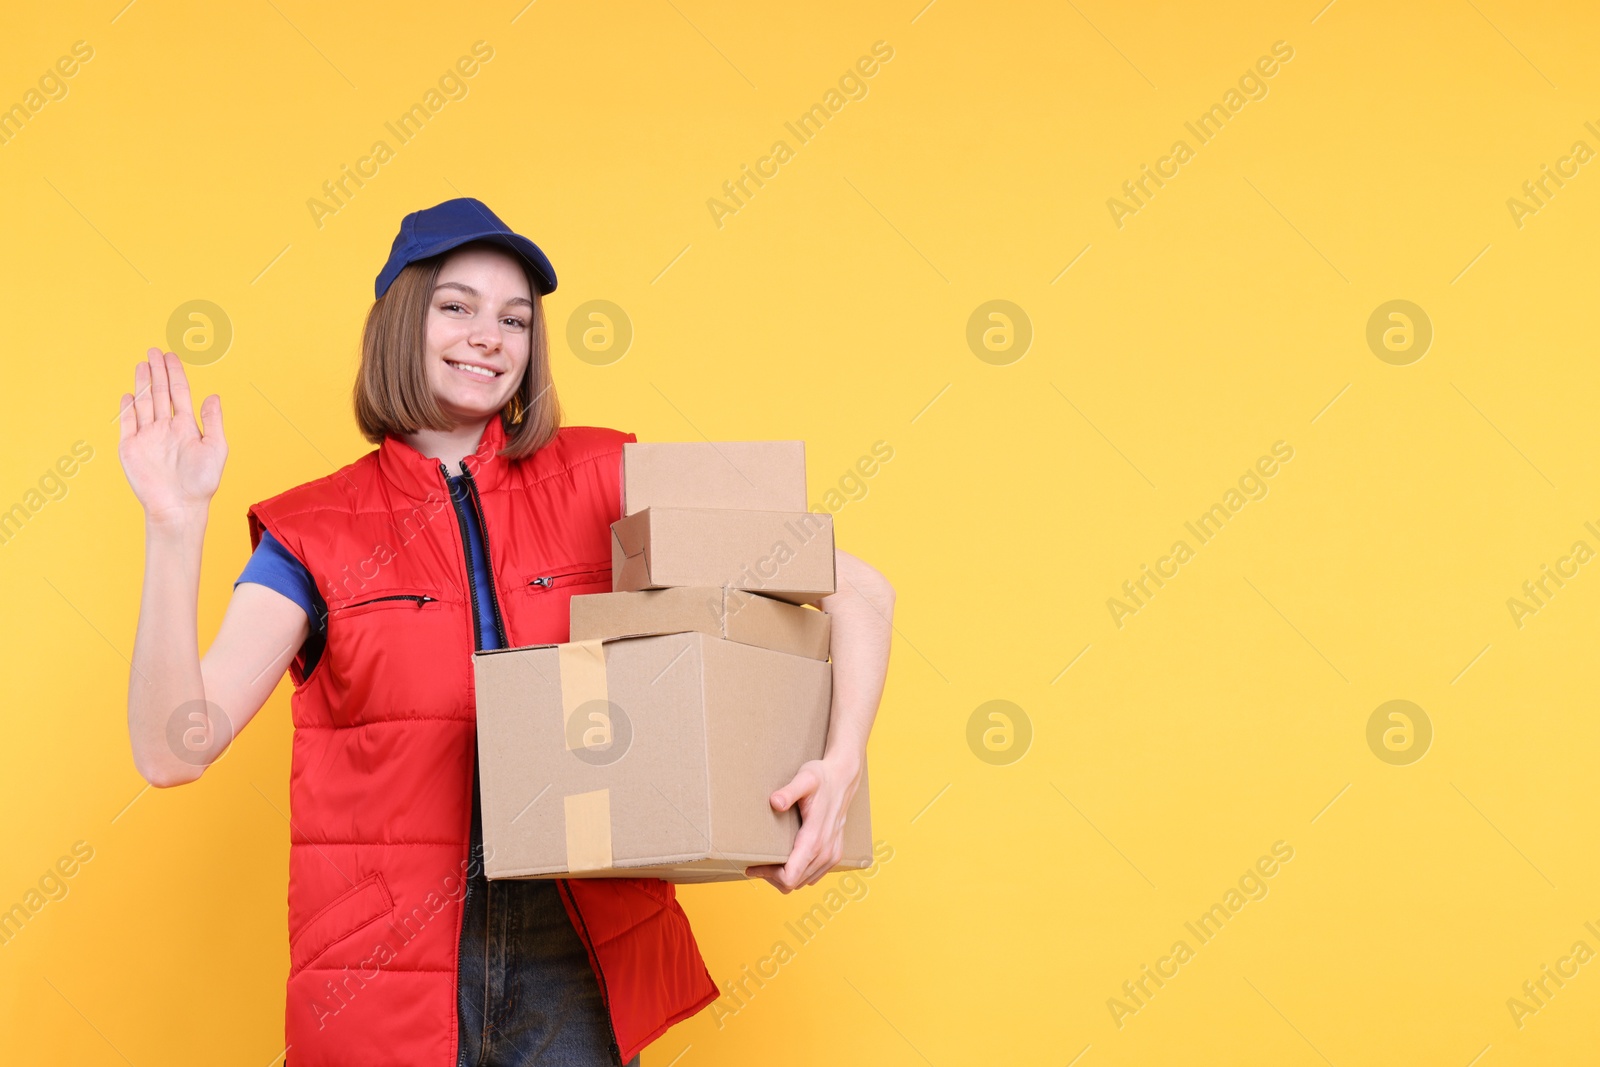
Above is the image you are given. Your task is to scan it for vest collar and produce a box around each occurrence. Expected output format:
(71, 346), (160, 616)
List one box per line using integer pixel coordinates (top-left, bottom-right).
(378, 416), (512, 500)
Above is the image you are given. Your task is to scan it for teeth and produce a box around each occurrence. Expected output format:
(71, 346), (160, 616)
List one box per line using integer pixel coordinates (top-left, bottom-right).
(448, 360), (498, 378)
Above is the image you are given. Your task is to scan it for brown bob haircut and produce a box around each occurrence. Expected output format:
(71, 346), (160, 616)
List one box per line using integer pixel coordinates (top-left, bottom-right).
(353, 239), (561, 459)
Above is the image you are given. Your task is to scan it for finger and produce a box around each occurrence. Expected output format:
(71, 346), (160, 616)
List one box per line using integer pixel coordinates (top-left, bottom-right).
(771, 766), (820, 812)
(798, 842), (831, 887)
(798, 831), (837, 887)
(806, 816), (846, 879)
(745, 865), (783, 892)
(780, 830), (821, 890)
(147, 346), (173, 422)
(165, 351), (196, 427)
(132, 359), (153, 428)
(117, 392), (136, 444)
(199, 393), (224, 443)
(804, 845), (843, 887)
(748, 865), (784, 883)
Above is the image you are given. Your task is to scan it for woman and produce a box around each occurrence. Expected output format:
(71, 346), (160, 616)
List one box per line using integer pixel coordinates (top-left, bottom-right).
(118, 198), (895, 1067)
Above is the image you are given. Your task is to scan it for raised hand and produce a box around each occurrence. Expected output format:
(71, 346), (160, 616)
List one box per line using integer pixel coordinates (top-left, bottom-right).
(117, 347), (227, 526)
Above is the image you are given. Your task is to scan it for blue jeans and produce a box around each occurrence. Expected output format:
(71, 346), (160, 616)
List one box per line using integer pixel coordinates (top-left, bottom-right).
(283, 870), (634, 1067)
(457, 858), (638, 1066)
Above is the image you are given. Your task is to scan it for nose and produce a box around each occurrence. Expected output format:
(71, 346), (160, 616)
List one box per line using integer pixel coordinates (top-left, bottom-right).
(467, 316), (504, 356)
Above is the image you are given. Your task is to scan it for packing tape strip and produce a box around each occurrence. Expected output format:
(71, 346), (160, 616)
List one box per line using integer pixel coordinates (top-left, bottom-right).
(564, 789), (613, 871)
(558, 639), (608, 751)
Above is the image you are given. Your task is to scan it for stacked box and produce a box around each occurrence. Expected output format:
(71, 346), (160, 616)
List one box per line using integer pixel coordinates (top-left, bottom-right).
(611, 441), (836, 603)
(473, 442), (873, 883)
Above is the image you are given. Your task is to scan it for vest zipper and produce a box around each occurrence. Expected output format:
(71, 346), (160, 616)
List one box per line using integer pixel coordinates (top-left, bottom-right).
(440, 462), (486, 648)
(456, 822), (479, 1067)
(459, 464), (509, 646)
(558, 879), (623, 1063)
(342, 593), (437, 609)
(441, 458), (491, 1067)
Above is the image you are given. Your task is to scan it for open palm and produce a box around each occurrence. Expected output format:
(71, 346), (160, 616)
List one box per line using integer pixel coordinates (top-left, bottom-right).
(117, 347), (227, 524)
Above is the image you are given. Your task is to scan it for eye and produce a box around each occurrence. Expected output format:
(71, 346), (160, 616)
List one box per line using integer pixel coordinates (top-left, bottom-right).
(502, 317), (528, 329)
(440, 301), (468, 313)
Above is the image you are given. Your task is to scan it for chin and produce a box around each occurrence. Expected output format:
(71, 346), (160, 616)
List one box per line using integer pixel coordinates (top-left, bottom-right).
(439, 397), (509, 423)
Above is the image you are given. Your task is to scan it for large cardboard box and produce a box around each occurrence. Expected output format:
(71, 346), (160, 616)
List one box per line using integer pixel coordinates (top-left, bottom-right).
(611, 507), (835, 605)
(472, 631), (871, 882)
(570, 587), (831, 661)
(623, 440), (806, 515)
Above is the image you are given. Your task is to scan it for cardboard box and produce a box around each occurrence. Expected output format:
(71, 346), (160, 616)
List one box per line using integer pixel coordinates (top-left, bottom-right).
(611, 508), (835, 605)
(472, 631), (871, 882)
(571, 587), (832, 661)
(623, 440), (806, 515)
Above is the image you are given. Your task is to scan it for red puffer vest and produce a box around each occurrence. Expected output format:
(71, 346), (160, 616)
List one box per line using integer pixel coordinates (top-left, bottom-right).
(246, 417), (719, 1066)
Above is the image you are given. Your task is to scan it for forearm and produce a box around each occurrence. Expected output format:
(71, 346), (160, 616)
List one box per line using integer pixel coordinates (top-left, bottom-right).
(127, 511), (210, 786)
(820, 551), (895, 763)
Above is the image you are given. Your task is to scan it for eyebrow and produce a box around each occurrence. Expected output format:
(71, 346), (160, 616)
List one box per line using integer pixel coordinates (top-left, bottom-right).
(433, 281), (533, 310)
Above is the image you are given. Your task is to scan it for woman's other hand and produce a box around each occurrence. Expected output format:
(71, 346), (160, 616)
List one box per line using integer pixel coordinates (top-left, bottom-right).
(748, 549), (895, 893)
(747, 750), (864, 893)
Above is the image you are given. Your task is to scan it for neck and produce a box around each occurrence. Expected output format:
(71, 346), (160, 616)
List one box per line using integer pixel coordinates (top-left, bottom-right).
(402, 418), (490, 475)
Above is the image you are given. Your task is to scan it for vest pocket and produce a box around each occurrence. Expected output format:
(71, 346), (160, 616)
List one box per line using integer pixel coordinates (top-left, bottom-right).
(521, 564), (611, 592)
(328, 588), (446, 620)
(289, 872), (394, 972)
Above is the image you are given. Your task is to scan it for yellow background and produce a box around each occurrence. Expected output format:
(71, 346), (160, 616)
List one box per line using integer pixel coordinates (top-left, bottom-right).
(2, 0), (1598, 1063)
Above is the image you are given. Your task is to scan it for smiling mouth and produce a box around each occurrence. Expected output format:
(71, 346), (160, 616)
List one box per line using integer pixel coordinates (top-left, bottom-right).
(446, 359), (502, 379)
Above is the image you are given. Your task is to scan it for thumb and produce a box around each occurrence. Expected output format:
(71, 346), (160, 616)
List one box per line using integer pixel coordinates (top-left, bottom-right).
(771, 765), (820, 812)
(199, 394), (224, 441)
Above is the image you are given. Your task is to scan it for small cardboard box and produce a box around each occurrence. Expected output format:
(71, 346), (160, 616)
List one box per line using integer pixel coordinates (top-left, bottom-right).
(571, 587), (832, 661)
(611, 508), (835, 605)
(472, 631), (871, 882)
(623, 440), (806, 515)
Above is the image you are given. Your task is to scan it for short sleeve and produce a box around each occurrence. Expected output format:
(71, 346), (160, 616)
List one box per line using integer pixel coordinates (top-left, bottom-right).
(235, 530), (329, 682)
(235, 530), (328, 634)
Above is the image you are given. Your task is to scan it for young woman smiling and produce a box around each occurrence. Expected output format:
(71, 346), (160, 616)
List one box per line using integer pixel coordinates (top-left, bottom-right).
(118, 198), (895, 1067)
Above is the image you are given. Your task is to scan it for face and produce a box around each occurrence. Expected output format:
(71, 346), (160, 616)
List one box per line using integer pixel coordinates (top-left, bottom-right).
(423, 244), (534, 425)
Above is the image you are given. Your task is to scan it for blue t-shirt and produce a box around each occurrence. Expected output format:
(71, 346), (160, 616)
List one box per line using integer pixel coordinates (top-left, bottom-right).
(235, 471), (502, 673)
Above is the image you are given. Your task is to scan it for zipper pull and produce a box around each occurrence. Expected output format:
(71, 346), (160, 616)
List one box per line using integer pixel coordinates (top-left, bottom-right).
(529, 576), (555, 588)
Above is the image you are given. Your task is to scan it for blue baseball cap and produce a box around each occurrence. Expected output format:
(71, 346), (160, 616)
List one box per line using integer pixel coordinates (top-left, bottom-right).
(374, 197), (557, 300)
